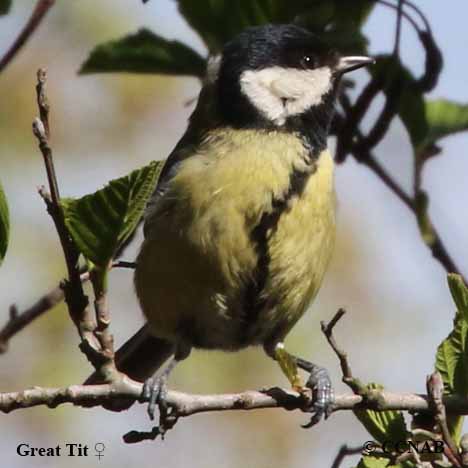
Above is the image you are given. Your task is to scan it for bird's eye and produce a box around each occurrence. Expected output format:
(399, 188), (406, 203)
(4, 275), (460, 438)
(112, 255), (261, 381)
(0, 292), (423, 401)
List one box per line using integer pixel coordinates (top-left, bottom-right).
(301, 55), (316, 69)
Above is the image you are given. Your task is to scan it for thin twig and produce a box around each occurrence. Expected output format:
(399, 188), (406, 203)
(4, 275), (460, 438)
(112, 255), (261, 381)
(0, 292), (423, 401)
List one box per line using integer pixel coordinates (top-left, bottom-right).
(375, 0), (420, 32)
(0, 0), (55, 73)
(339, 96), (464, 282)
(32, 70), (110, 372)
(427, 372), (462, 468)
(112, 261), (137, 269)
(0, 261), (134, 354)
(321, 309), (365, 394)
(89, 268), (119, 382)
(0, 272), (90, 354)
(393, 0), (404, 57)
(331, 444), (363, 468)
(35, 68), (50, 138)
(358, 155), (414, 210)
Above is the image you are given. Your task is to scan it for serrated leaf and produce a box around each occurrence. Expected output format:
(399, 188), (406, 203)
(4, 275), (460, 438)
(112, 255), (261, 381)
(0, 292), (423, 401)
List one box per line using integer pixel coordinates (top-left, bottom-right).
(435, 274), (468, 442)
(0, 181), (9, 265)
(435, 312), (468, 393)
(422, 99), (468, 149)
(354, 384), (408, 444)
(62, 160), (163, 268)
(80, 29), (207, 78)
(448, 274), (468, 319)
(0, 0), (11, 15)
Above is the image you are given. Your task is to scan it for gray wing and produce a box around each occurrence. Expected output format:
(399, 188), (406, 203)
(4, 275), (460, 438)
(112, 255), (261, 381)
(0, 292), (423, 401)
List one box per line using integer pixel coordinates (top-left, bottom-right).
(143, 76), (221, 237)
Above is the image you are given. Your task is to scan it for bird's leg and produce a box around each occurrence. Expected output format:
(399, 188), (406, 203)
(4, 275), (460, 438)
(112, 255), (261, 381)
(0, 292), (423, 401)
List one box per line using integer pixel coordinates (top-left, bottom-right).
(142, 345), (191, 423)
(266, 342), (334, 427)
(142, 356), (178, 421)
(272, 343), (303, 390)
(294, 356), (334, 428)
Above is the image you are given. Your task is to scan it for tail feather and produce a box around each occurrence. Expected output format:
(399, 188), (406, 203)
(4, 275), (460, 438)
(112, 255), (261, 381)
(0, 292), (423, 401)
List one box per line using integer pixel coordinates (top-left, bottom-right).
(84, 325), (175, 384)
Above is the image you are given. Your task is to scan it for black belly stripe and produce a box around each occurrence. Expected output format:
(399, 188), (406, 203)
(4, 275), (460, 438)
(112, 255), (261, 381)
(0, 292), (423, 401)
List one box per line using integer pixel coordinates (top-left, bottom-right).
(240, 139), (324, 340)
(238, 91), (335, 341)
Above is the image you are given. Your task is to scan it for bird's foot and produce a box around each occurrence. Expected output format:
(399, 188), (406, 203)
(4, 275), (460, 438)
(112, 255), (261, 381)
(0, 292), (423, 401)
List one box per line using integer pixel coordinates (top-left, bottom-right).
(142, 375), (169, 421)
(299, 362), (334, 428)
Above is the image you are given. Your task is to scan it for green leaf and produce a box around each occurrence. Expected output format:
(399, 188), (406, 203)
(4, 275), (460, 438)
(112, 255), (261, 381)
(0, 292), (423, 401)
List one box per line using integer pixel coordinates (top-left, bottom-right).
(355, 457), (390, 468)
(176, 0), (373, 52)
(62, 160), (163, 268)
(0, 181), (9, 265)
(354, 457), (408, 468)
(176, 0), (274, 51)
(436, 276), (468, 392)
(80, 29), (207, 78)
(448, 273), (468, 319)
(0, 0), (11, 15)
(422, 99), (468, 149)
(354, 384), (408, 444)
(435, 274), (468, 442)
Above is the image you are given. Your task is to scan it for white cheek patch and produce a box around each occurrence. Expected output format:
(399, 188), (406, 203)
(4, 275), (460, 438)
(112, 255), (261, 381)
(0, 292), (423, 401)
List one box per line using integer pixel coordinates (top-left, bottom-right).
(240, 66), (332, 125)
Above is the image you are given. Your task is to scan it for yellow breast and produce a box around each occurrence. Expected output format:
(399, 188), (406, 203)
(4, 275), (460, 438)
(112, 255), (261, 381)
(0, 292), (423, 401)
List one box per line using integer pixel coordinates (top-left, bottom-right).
(134, 129), (335, 349)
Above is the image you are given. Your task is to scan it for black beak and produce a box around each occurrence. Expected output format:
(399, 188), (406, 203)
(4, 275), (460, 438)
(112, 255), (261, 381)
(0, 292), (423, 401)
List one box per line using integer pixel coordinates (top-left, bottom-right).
(335, 56), (375, 75)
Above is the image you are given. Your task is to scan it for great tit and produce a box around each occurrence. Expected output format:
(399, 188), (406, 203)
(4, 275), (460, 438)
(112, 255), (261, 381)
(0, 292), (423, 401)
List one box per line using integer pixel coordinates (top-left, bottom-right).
(89, 24), (372, 423)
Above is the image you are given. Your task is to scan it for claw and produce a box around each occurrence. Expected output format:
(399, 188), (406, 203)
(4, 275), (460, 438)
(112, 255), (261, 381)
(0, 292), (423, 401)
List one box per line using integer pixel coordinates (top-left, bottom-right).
(298, 361), (335, 428)
(142, 375), (168, 421)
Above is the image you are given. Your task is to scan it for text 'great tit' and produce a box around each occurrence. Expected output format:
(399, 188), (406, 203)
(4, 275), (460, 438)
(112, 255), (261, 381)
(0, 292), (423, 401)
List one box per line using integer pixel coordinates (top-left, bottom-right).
(90, 23), (373, 424)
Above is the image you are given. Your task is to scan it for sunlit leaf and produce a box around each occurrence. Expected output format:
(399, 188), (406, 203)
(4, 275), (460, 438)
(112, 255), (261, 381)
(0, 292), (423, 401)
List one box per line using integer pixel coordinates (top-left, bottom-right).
(422, 99), (468, 149)
(354, 383), (408, 444)
(448, 274), (468, 319)
(80, 29), (206, 78)
(435, 274), (468, 442)
(0, 0), (11, 15)
(0, 181), (9, 265)
(62, 160), (163, 268)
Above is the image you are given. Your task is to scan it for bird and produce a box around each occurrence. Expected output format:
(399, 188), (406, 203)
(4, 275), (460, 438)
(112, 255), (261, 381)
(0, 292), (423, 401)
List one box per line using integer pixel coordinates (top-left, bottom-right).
(87, 23), (373, 426)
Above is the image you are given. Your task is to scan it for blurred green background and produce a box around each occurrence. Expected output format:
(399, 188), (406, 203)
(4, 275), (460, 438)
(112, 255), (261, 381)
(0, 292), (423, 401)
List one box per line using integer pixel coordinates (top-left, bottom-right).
(1, 1), (468, 467)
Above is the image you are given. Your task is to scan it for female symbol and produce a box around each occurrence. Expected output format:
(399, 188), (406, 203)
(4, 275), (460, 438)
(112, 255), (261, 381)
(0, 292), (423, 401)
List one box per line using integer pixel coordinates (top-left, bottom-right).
(94, 443), (105, 460)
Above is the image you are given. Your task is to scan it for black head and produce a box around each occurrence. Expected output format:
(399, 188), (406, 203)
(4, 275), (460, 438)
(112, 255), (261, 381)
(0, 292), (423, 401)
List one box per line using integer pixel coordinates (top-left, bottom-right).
(214, 24), (372, 134)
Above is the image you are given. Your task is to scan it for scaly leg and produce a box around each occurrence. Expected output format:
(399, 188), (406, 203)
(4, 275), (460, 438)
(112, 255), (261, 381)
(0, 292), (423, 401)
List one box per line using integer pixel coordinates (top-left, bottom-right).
(266, 342), (334, 426)
(142, 345), (191, 421)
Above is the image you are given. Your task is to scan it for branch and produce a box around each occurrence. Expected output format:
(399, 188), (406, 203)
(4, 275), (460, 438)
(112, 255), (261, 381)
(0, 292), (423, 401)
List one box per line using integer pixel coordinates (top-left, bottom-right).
(0, 262), (131, 355)
(0, 272), (89, 353)
(33, 71), (90, 332)
(330, 444), (363, 468)
(3, 383), (468, 419)
(427, 372), (462, 468)
(32, 70), (120, 379)
(0, 0), (55, 73)
(321, 309), (366, 394)
(338, 91), (466, 283)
